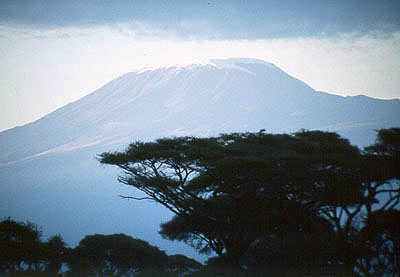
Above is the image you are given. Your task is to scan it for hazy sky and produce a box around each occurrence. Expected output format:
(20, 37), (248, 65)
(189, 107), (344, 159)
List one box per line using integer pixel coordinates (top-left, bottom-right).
(1, 0), (400, 131)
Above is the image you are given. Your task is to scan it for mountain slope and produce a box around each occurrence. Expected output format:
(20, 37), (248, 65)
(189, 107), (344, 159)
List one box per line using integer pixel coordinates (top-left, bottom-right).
(0, 58), (399, 261)
(1, 58), (399, 165)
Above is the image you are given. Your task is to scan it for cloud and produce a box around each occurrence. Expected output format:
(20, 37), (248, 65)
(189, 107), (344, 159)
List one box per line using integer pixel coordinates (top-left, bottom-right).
(1, 0), (400, 40)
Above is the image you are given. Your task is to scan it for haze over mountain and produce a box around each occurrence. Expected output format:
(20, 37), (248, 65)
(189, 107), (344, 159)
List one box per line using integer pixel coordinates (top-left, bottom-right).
(0, 58), (399, 261)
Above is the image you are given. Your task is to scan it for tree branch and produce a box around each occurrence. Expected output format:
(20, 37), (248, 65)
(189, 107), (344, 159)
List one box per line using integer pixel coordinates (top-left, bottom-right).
(119, 195), (154, 201)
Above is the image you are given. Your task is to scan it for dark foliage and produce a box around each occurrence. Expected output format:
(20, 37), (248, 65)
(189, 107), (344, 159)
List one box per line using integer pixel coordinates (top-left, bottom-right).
(65, 233), (204, 276)
(0, 217), (67, 276)
(0, 217), (203, 276)
(100, 128), (400, 275)
(166, 254), (202, 276)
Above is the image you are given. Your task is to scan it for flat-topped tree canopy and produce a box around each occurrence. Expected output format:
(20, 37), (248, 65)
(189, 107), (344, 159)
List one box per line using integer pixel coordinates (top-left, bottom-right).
(99, 130), (368, 268)
(99, 129), (399, 273)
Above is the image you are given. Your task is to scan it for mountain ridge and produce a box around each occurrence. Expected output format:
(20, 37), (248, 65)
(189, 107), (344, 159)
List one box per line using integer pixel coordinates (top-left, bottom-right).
(1, 58), (399, 165)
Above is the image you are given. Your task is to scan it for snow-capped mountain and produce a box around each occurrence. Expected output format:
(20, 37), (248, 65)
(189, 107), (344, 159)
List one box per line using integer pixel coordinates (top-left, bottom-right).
(0, 58), (399, 261)
(1, 58), (399, 164)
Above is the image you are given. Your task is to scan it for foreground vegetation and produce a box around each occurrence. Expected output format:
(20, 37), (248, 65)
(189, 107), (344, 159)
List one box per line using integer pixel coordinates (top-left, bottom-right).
(100, 128), (400, 276)
(0, 217), (202, 276)
(1, 128), (399, 276)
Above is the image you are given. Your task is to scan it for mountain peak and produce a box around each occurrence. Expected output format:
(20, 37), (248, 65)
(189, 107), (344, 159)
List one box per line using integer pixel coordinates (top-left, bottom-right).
(132, 58), (277, 75)
(210, 57), (275, 67)
(209, 58), (277, 74)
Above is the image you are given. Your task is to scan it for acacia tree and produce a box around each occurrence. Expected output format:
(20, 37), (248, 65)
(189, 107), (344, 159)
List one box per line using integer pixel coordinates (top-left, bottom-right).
(99, 130), (366, 270)
(43, 235), (68, 276)
(0, 217), (44, 274)
(354, 128), (400, 275)
(67, 234), (168, 276)
(359, 210), (400, 276)
(0, 217), (67, 276)
(292, 128), (400, 275)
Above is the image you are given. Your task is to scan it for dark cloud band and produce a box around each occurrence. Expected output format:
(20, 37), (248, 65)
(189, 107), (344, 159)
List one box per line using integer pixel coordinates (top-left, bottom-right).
(1, 0), (399, 39)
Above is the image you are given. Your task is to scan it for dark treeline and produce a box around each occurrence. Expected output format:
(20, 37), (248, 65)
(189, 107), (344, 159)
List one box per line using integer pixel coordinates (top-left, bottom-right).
(1, 128), (399, 276)
(0, 217), (202, 276)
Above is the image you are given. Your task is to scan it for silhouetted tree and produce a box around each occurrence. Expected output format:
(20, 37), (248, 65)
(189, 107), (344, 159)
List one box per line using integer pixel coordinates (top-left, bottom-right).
(186, 256), (235, 277)
(299, 128), (400, 275)
(349, 128), (400, 275)
(43, 235), (68, 276)
(358, 210), (400, 276)
(0, 217), (67, 276)
(166, 254), (202, 276)
(99, 130), (364, 271)
(0, 217), (42, 275)
(66, 234), (168, 276)
(1, 217), (201, 276)
(133, 254), (203, 277)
